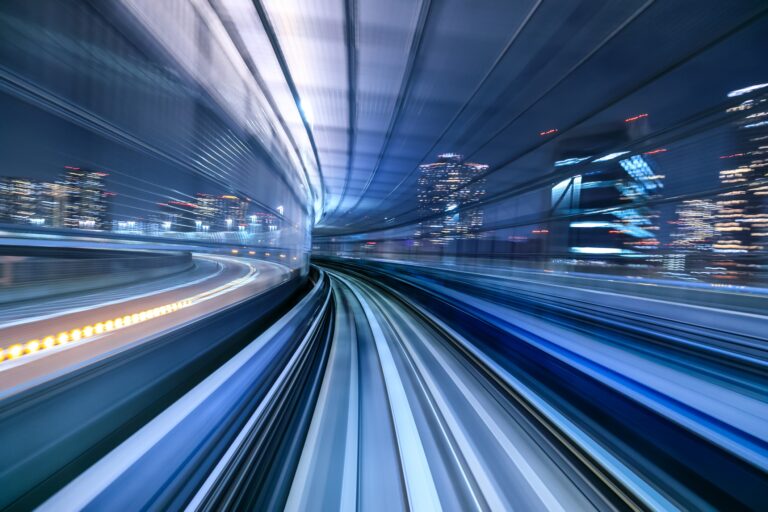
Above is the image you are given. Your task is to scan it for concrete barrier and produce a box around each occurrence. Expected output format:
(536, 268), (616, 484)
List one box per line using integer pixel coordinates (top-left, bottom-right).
(0, 247), (193, 304)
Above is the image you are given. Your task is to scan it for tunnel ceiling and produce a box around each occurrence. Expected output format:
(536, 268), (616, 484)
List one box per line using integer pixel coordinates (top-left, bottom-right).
(199, 0), (767, 235)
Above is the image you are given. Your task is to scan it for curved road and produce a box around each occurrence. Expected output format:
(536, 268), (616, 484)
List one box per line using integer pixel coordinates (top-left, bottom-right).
(0, 254), (291, 395)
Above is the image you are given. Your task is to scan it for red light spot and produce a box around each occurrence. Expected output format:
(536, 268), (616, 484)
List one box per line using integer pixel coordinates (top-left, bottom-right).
(719, 153), (745, 159)
(643, 148), (667, 155)
(624, 113), (649, 123)
(539, 129), (558, 136)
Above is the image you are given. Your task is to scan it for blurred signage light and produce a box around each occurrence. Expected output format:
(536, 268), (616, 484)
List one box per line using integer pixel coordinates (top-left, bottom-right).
(555, 156), (591, 166)
(593, 151), (630, 162)
(624, 113), (648, 123)
(571, 247), (624, 254)
(570, 221), (612, 228)
(727, 83), (768, 97)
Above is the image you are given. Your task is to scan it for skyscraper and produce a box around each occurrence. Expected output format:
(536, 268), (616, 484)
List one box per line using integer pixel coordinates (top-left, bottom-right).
(547, 118), (666, 261)
(194, 193), (218, 230)
(0, 177), (73, 227)
(219, 194), (249, 231)
(248, 211), (277, 233)
(61, 167), (110, 229)
(416, 153), (487, 244)
(160, 200), (198, 232)
(670, 199), (718, 251)
(714, 88), (768, 255)
(550, 153), (664, 259)
(666, 199), (718, 273)
(713, 85), (768, 255)
(0, 177), (43, 224)
(39, 182), (68, 227)
(706, 86), (768, 282)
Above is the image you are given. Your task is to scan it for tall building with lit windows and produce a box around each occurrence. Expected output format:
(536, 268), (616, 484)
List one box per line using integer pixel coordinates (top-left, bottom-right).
(0, 177), (42, 224)
(191, 192), (255, 232)
(713, 85), (768, 257)
(160, 200), (198, 232)
(550, 153), (664, 259)
(61, 166), (110, 229)
(219, 194), (249, 231)
(0, 177), (68, 227)
(670, 199), (718, 250)
(194, 193), (219, 230)
(39, 182), (68, 227)
(666, 199), (718, 273)
(249, 212), (277, 233)
(416, 153), (487, 244)
(548, 122), (665, 261)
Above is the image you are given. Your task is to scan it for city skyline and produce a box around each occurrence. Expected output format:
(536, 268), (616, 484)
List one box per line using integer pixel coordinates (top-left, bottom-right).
(0, 166), (281, 237)
(0, 167), (111, 230)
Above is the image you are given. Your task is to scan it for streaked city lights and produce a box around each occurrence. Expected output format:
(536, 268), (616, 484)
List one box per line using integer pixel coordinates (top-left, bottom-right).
(727, 82), (768, 97)
(624, 113), (649, 122)
(554, 156), (592, 166)
(570, 246), (625, 254)
(0, 1), (766, 510)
